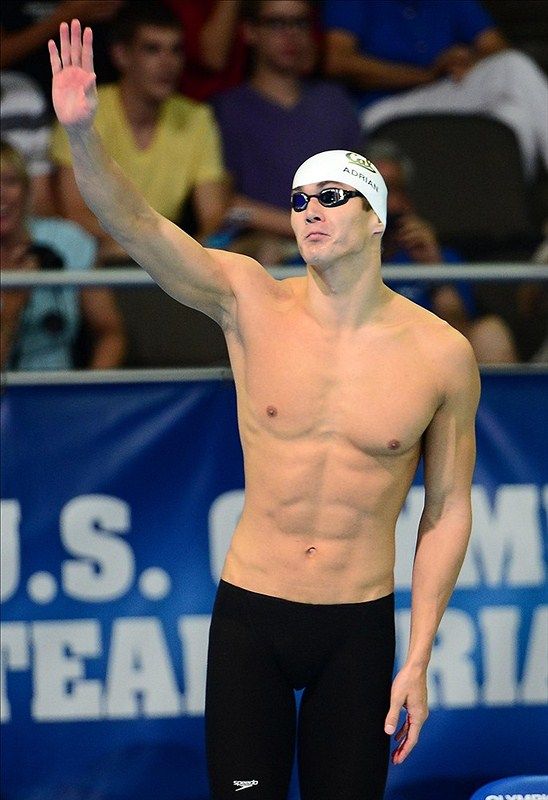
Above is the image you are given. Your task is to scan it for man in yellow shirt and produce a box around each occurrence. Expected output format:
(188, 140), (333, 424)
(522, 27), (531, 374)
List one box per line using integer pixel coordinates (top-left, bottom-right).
(50, 4), (229, 265)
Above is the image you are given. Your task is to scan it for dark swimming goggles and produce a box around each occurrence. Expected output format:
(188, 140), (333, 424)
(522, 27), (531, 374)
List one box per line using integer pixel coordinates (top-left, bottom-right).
(291, 187), (363, 212)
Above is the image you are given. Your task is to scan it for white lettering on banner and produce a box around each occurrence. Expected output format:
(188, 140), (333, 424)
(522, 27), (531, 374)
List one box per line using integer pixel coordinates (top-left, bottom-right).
(32, 620), (103, 721)
(1, 616), (207, 722)
(397, 609), (479, 708)
(485, 795), (548, 799)
(395, 607), (548, 709)
(459, 485), (544, 587)
(0, 606), (546, 721)
(520, 606), (548, 704)
(0, 500), (21, 602)
(61, 495), (135, 601)
(387, 484), (546, 590)
(0, 623), (29, 722)
(178, 616), (210, 715)
(0, 482), (546, 722)
(104, 617), (181, 718)
(480, 607), (520, 704)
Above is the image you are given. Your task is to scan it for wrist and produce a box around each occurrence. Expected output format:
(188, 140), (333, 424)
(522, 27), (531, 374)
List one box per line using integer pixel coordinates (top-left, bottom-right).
(403, 653), (430, 672)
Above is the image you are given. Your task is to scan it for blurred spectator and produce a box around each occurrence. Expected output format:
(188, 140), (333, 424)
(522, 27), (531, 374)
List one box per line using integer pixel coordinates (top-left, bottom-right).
(50, 3), (229, 265)
(0, 141), (126, 371)
(370, 140), (518, 364)
(211, 0), (361, 264)
(0, 0), (125, 113)
(161, 0), (248, 101)
(506, 229), (548, 363)
(323, 0), (548, 180)
(0, 71), (55, 215)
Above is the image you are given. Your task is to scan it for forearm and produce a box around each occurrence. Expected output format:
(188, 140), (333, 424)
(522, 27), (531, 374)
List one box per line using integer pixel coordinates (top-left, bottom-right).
(67, 126), (153, 247)
(1, 12), (68, 68)
(200, 0), (242, 72)
(325, 39), (435, 91)
(406, 507), (472, 668)
(0, 292), (28, 369)
(88, 330), (126, 369)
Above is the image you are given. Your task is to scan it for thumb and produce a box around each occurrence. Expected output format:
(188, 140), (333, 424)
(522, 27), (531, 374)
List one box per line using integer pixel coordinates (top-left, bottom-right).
(384, 699), (401, 735)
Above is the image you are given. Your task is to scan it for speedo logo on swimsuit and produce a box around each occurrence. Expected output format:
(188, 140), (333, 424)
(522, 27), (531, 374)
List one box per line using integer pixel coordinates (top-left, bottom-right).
(342, 166), (379, 193)
(233, 780), (259, 791)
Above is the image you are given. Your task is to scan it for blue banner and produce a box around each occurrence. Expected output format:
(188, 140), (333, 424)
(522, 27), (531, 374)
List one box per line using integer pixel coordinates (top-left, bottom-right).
(1, 374), (546, 800)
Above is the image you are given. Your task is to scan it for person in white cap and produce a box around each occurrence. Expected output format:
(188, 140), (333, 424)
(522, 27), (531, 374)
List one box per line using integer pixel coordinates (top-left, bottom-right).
(49, 20), (480, 800)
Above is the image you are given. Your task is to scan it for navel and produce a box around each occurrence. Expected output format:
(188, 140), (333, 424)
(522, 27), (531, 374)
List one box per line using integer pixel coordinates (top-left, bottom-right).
(306, 546), (317, 556)
(388, 439), (401, 450)
(266, 405), (278, 417)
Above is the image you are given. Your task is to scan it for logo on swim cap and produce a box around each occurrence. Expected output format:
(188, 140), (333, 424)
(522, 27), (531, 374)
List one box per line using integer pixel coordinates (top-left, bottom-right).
(292, 149), (387, 227)
(346, 152), (377, 173)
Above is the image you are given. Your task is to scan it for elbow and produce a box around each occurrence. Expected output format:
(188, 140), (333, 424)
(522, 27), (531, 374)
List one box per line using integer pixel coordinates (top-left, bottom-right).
(420, 497), (472, 534)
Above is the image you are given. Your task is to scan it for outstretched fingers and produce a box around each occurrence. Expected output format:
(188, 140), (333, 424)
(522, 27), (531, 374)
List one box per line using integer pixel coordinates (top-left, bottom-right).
(49, 20), (93, 75)
(82, 26), (94, 74)
(59, 20), (71, 68)
(70, 19), (82, 69)
(48, 39), (62, 75)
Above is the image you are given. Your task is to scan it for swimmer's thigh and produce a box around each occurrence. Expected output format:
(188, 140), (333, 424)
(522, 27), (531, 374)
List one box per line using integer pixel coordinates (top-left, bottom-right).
(205, 595), (296, 799)
(297, 599), (395, 800)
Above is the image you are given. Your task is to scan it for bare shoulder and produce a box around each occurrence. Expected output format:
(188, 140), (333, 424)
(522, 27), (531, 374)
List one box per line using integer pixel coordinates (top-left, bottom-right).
(204, 248), (290, 302)
(395, 294), (481, 402)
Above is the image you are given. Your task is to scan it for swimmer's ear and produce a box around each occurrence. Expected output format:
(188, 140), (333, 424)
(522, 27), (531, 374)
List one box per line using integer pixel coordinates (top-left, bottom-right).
(372, 216), (385, 237)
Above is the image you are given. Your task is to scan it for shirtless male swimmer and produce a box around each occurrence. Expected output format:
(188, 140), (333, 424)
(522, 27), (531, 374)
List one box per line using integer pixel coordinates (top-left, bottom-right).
(50, 20), (480, 800)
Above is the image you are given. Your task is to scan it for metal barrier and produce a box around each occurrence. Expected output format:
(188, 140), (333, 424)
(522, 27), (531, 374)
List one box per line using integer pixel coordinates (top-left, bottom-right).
(1, 263), (547, 288)
(2, 263), (546, 382)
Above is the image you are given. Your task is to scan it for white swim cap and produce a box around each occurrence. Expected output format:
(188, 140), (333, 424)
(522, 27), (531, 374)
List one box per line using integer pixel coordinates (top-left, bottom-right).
(292, 150), (387, 227)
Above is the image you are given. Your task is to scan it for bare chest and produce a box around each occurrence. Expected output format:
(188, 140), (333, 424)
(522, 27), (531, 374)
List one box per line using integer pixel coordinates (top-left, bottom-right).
(230, 310), (440, 456)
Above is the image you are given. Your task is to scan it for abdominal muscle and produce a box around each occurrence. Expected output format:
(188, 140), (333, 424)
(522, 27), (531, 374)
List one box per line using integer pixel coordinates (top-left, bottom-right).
(221, 432), (419, 604)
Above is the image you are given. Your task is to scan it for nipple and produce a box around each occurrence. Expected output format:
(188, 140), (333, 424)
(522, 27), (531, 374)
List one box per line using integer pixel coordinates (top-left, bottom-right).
(388, 439), (401, 450)
(266, 405), (278, 417)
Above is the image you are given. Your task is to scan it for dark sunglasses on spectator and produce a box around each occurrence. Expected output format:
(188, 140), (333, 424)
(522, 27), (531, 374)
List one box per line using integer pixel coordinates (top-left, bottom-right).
(291, 188), (364, 212)
(256, 16), (310, 31)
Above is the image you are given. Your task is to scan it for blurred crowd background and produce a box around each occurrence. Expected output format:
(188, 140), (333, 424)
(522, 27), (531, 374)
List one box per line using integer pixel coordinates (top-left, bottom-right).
(1, 0), (547, 372)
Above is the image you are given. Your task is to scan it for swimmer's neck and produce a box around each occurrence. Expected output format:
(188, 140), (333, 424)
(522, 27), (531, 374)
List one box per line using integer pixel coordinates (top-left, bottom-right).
(303, 253), (391, 330)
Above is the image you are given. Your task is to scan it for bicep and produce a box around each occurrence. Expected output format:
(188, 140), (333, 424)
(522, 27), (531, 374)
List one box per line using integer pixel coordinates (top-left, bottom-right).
(422, 342), (481, 514)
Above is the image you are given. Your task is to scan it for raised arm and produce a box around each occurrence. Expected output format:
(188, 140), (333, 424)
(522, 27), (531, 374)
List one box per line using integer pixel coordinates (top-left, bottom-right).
(384, 333), (481, 764)
(48, 19), (251, 326)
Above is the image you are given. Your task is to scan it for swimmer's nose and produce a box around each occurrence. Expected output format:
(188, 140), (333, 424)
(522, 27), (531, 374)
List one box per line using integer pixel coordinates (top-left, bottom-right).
(305, 196), (324, 223)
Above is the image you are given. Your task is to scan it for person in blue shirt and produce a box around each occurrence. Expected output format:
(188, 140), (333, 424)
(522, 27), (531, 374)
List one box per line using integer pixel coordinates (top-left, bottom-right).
(323, 0), (548, 180)
(0, 140), (126, 371)
(369, 139), (518, 363)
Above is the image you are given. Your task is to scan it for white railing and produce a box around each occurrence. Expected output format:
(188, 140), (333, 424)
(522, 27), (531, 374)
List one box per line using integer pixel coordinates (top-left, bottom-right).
(2, 263), (546, 384)
(1, 263), (547, 288)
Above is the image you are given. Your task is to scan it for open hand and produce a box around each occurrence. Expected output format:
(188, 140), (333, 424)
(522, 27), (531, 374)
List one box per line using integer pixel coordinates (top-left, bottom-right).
(396, 214), (442, 264)
(48, 19), (97, 131)
(435, 45), (476, 82)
